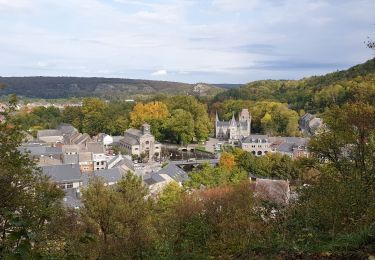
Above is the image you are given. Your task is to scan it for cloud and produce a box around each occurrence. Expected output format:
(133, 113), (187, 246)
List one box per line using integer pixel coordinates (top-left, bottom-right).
(151, 69), (168, 76)
(0, 0), (30, 11)
(211, 0), (261, 12)
(230, 60), (351, 71)
(0, 0), (373, 83)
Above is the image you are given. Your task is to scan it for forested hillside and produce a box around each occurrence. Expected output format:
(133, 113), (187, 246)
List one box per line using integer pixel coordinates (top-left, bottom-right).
(0, 77), (224, 99)
(214, 58), (375, 113)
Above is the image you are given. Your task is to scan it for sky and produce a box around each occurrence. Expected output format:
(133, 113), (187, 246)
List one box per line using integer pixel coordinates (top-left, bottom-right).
(0, 0), (374, 83)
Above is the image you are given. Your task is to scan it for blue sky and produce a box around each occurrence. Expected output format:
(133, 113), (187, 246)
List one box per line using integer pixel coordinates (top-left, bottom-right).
(0, 0), (374, 83)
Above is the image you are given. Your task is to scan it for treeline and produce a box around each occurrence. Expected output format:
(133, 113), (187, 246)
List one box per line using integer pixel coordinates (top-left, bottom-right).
(13, 96), (212, 144)
(1, 96), (375, 258)
(214, 58), (375, 113)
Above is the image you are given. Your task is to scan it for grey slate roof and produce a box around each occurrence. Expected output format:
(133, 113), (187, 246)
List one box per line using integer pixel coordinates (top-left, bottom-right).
(18, 145), (62, 156)
(242, 134), (269, 143)
(125, 128), (143, 137)
(81, 168), (125, 186)
(37, 129), (62, 138)
(277, 142), (294, 153)
(157, 163), (189, 183)
(42, 164), (82, 183)
(57, 123), (78, 136)
(86, 142), (105, 153)
(143, 173), (166, 186)
(63, 154), (79, 164)
(121, 135), (140, 145)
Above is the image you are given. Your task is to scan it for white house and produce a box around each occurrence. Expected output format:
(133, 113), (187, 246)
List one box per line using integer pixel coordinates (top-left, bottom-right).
(240, 134), (272, 156)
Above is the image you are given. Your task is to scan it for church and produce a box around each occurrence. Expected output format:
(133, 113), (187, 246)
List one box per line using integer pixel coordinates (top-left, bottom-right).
(215, 109), (251, 143)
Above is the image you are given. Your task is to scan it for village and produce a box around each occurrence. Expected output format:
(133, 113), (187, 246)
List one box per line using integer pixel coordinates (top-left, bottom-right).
(17, 107), (323, 208)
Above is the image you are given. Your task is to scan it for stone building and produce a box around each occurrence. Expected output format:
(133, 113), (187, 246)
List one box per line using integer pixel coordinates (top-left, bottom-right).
(119, 123), (161, 160)
(240, 134), (272, 156)
(215, 109), (251, 143)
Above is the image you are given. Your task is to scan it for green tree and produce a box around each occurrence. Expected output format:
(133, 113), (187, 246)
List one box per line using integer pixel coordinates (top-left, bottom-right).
(165, 109), (195, 145)
(0, 96), (65, 258)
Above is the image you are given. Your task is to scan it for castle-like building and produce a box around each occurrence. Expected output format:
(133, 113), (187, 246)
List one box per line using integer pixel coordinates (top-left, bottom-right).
(215, 109), (251, 143)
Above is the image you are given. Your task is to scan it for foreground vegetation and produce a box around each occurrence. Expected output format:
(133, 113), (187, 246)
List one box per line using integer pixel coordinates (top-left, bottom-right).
(1, 93), (375, 258)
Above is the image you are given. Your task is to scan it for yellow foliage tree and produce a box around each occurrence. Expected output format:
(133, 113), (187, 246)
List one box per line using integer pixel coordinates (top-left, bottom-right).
(219, 152), (236, 171)
(130, 101), (169, 128)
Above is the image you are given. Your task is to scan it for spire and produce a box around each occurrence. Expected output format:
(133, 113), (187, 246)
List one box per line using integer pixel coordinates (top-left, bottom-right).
(230, 111), (236, 126)
(215, 111), (219, 122)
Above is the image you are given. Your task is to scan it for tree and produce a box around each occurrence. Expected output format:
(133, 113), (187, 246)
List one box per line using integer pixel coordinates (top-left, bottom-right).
(309, 102), (375, 179)
(164, 109), (195, 145)
(0, 96), (65, 258)
(166, 96), (211, 141)
(185, 163), (247, 189)
(80, 177), (122, 258)
(130, 101), (169, 128)
(219, 152), (236, 171)
(81, 98), (108, 135)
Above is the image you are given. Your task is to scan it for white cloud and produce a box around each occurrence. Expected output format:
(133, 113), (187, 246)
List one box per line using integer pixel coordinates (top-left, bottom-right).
(212, 0), (261, 12)
(0, 0), (30, 10)
(151, 69), (168, 76)
(0, 0), (373, 83)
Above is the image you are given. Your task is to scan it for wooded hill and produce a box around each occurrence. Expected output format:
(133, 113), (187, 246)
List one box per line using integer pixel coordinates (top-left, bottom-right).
(0, 77), (224, 99)
(214, 58), (375, 113)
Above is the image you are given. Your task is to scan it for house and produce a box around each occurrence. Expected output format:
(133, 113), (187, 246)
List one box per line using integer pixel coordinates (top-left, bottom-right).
(143, 172), (174, 196)
(67, 132), (91, 146)
(18, 144), (63, 162)
(78, 152), (94, 172)
(42, 164), (82, 190)
(240, 134), (272, 156)
(119, 123), (161, 160)
(37, 129), (64, 144)
(250, 175), (290, 204)
(81, 168), (125, 186)
(57, 123), (78, 142)
(107, 154), (123, 169)
(157, 163), (189, 184)
(272, 137), (309, 159)
(62, 145), (79, 155)
(86, 142), (107, 170)
(215, 109), (251, 144)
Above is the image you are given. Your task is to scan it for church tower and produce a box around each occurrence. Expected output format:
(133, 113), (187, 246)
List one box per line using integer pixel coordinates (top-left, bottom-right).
(239, 109), (251, 137)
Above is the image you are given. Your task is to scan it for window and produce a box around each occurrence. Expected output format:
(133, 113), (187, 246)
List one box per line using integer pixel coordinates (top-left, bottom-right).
(257, 151), (262, 156)
(96, 162), (100, 165)
(66, 183), (73, 189)
(101, 161), (104, 165)
(145, 141), (149, 145)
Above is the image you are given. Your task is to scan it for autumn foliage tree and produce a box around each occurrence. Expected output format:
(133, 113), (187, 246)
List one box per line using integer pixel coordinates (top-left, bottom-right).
(219, 152), (236, 171)
(130, 101), (169, 128)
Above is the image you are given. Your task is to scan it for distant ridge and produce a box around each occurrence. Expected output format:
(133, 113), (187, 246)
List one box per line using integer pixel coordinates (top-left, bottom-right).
(0, 76), (226, 99)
